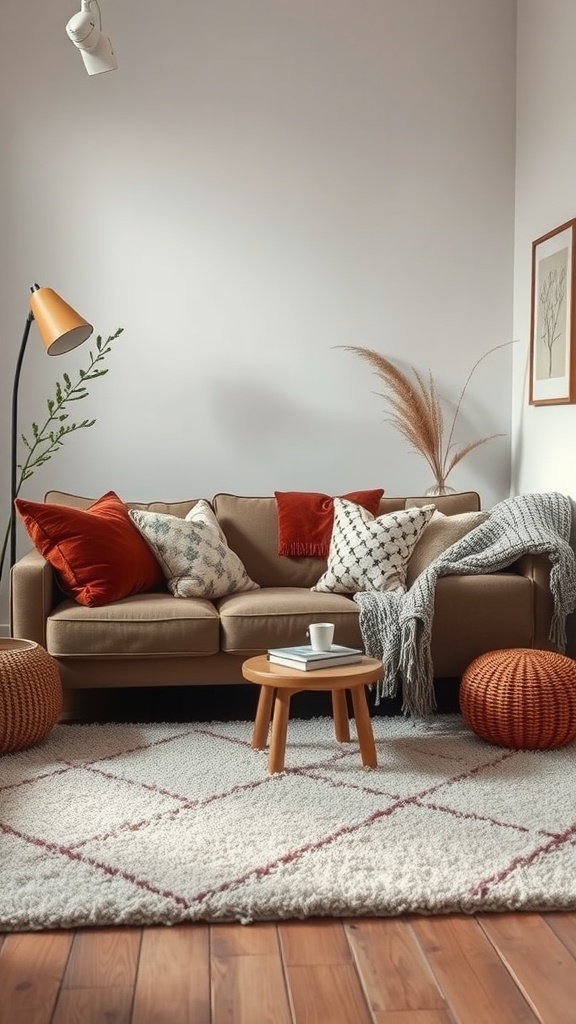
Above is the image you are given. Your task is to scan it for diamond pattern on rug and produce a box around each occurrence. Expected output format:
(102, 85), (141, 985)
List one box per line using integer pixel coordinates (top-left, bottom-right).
(1, 716), (575, 929)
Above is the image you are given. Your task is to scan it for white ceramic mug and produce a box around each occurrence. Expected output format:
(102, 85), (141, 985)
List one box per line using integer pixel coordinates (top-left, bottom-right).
(306, 622), (335, 652)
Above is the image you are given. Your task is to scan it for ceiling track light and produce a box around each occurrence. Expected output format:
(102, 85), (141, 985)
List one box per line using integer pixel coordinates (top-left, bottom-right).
(66, 0), (118, 76)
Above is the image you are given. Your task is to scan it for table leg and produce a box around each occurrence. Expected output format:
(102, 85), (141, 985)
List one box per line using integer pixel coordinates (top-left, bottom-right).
(332, 689), (350, 742)
(269, 690), (292, 773)
(350, 685), (377, 768)
(252, 685), (275, 749)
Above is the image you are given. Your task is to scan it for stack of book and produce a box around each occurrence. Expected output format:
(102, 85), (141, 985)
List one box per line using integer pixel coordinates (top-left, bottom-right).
(267, 644), (364, 671)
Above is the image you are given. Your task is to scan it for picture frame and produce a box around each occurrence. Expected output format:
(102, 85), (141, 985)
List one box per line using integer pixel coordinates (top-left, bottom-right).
(529, 218), (576, 405)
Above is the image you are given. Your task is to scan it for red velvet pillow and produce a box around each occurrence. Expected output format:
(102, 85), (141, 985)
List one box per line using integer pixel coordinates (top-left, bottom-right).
(15, 491), (165, 607)
(275, 489), (385, 557)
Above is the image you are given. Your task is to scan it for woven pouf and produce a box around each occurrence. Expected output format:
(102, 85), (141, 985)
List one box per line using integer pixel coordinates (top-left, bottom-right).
(0, 639), (63, 754)
(460, 648), (576, 750)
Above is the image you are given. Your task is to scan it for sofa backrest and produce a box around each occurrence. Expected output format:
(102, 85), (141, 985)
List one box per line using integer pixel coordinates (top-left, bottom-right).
(213, 494), (327, 588)
(212, 491), (481, 588)
(43, 489), (481, 590)
(44, 491), (202, 518)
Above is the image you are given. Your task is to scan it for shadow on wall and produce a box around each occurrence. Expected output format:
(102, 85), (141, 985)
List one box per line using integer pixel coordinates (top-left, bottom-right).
(211, 377), (382, 480)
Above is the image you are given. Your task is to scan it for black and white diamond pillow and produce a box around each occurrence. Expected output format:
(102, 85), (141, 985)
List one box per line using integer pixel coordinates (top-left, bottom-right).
(312, 498), (435, 594)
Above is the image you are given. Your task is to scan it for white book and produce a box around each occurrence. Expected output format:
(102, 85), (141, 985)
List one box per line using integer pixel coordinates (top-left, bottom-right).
(267, 644), (363, 663)
(267, 652), (363, 671)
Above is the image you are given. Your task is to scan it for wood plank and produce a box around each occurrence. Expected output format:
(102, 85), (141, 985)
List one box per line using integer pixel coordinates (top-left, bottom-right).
(479, 912), (576, 1024)
(212, 952), (292, 1024)
(210, 922), (279, 958)
(542, 911), (576, 958)
(0, 913), (574, 1024)
(374, 1012), (455, 1024)
(51, 986), (133, 1024)
(0, 931), (73, 1024)
(280, 919), (351, 965)
(62, 927), (140, 988)
(411, 915), (538, 1024)
(345, 918), (447, 1013)
(132, 924), (210, 1024)
(286, 964), (372, 1024)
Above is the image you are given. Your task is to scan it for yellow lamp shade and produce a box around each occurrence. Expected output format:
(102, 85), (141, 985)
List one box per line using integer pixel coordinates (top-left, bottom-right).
(29, 286), (93, 355)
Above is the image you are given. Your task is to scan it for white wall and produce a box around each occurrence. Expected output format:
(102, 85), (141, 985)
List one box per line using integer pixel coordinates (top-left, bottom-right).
(0, 0), (517, 629)
(512, 0), (576, 494)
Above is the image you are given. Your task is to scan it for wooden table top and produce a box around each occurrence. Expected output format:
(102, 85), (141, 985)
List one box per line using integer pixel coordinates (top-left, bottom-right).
(241, 654), (383, 691)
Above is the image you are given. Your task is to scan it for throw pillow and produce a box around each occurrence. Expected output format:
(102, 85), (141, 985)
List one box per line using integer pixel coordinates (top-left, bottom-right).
(312, 498), (435, 594)
(15, 491), (165, 608)
(406, 509), (489, 587)
(129, 499), (259, 599)
(275, 488), (384, 557)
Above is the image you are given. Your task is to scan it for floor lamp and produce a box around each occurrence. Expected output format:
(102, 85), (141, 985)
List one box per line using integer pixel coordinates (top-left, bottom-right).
(9, 284), (93, 570)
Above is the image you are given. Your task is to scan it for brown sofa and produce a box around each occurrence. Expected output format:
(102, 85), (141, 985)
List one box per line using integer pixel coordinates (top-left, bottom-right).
(10, 489), (557, 693)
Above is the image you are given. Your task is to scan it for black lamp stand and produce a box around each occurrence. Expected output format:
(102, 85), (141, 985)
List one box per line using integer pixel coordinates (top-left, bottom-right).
(10, 311), (34, 571)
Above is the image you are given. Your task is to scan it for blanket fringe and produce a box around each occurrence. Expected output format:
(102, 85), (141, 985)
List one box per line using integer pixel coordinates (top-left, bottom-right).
(400, 620), (437, 718)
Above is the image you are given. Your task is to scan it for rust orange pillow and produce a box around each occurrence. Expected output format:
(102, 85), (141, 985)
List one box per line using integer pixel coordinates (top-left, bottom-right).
(15, 491), (165, 607)
(275, 489), (385, 557)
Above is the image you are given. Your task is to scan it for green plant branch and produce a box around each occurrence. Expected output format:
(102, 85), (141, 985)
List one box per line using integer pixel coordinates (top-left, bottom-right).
(0, 327), (123, 584)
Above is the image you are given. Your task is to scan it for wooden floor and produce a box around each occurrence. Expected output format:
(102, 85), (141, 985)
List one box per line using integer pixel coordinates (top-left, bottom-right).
(1, 912), (576, 1023)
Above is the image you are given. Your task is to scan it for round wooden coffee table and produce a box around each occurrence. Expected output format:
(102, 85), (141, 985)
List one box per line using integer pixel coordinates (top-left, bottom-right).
(242, 654), (382, 773)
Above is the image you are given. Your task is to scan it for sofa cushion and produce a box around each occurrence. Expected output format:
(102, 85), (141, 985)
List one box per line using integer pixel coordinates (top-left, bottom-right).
(46, 592), (220, 657)
(217, 587), (361, 653)
(15, 491), (165, 608)
(212, 494), (325, 588)
(129, 500), (259, 599)
(213, 493), (408, 589)
(275, 488), (384, 557)
(313, 499), (435, 594)
(406, 509), (489, 587)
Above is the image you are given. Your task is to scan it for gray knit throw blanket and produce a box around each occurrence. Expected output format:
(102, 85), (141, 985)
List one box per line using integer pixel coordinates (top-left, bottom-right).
(354, 492), (576, 719)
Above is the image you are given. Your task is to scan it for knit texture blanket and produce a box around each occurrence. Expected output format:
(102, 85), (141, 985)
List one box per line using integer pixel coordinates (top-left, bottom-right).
(354, 492), (576, 718)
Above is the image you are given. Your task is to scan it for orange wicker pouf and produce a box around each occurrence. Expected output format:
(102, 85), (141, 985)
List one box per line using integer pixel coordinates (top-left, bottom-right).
(0, 639), (63, 754)
(460, 648), (576, 750)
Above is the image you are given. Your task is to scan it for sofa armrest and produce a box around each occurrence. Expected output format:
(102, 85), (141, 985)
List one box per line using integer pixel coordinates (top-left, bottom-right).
(509, 553), (556, 650)
(10, 550), (58, 647)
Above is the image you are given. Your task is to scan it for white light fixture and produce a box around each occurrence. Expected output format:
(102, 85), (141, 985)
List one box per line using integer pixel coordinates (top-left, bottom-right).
(66, 0), (118, 76)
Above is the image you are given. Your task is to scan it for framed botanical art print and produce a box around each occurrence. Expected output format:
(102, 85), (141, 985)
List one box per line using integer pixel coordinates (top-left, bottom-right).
(529, 218), (576, 405)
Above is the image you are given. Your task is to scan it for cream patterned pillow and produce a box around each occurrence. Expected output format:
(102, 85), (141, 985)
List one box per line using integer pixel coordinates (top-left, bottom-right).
(312, 498), (435, 594)
(406, 509), (489, 587)
(129, 500), (259, 599)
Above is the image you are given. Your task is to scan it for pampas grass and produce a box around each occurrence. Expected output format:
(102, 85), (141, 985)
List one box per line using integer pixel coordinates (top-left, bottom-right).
(338, 343), (512, 492)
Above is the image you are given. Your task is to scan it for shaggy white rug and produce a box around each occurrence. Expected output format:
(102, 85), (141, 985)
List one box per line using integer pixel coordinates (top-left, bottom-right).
(2, 715), (576, 930)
